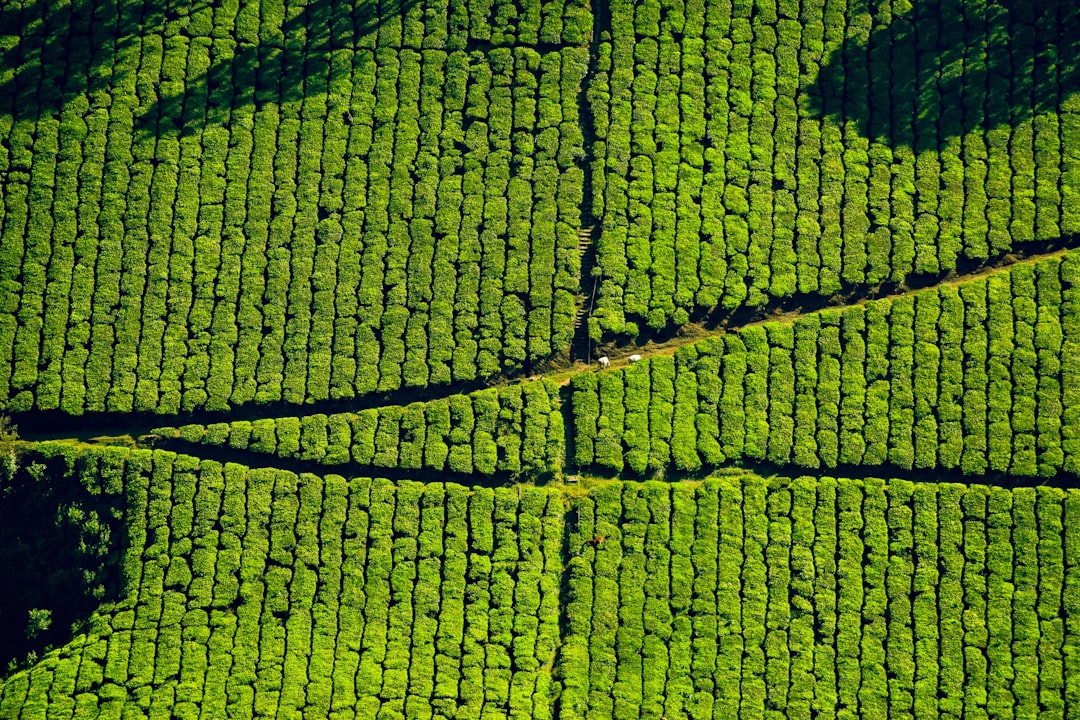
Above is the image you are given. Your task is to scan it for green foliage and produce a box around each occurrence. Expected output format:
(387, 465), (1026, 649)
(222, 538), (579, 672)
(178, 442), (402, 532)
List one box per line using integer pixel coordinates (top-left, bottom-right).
(0, 0), (592, 414)
(569, 254), (1077, 480)
(0, 418), (19, 481)
(2, 445), (1079, 718)
(24, 609), (50, 640)
(149, 380), (563, 478)
(588, 0), (1078, 340)
(2, 0), (1080, 714)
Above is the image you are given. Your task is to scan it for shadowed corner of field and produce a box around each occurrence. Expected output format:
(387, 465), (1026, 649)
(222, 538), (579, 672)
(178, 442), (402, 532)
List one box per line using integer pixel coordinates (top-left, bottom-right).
(0, 0), (192, 123)
(802, 0), (1080, 152)
(0, 452), (125, 676)
(142, 0), (421, 135)
(0, 0), (417, 130)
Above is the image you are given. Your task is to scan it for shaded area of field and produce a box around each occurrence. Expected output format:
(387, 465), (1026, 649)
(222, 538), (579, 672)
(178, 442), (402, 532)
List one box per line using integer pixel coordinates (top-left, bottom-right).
(145, 0), (420, 134)
(806, 0), (1080, 149)
(0, 452), (125, 671)
(0, 0), (415, 128)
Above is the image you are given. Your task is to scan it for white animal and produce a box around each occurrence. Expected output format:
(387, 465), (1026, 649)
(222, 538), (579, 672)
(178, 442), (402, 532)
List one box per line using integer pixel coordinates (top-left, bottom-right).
(628, 354), (642, 364)
(597, 356), (610, 368)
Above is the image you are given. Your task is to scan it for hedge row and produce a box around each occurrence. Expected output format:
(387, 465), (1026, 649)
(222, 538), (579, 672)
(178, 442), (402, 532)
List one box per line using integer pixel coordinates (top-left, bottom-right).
(573, 252), (1080, 477)
(1, 2), (588, 416)
(558, 476), (1080, 720)
(154, 378), (565, 477)
(351, 0), (593, 48)
(6, 445), (1080, 716)
(2, 444), (565, 719)
(587, 0), (1080, 336)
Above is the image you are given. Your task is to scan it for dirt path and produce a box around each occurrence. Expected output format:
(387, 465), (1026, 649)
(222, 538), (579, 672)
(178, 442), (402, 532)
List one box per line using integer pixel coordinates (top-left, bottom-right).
(548, 242), (1078, 382)
(16, 241), (1078, 445)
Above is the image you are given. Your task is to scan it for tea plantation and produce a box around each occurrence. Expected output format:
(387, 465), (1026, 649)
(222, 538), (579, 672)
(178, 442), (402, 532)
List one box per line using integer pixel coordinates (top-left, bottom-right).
(4, 444), (1080, 719)
(1, 0), (1079, 717)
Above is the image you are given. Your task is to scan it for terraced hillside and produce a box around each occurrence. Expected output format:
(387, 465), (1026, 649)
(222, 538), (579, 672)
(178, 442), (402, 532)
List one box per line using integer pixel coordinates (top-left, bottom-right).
(4, 445), (1080, 719)
(154, 249), (1080, 482)
(2, 0), (1077, 415)
(2, 0), (1080, 717)
(587, 0), (1080, 334)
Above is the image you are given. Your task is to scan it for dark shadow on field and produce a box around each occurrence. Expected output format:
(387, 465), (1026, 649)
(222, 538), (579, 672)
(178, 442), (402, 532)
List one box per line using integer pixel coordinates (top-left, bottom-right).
(0, 452), (125, 673)
(804, 0), (1080, 151)
(144, 0), (421, 134)
(0, 0), (203, 123)
(148, 434), (557, 488)
(12, 370), (500, 443)
(0, 0), (418, 130)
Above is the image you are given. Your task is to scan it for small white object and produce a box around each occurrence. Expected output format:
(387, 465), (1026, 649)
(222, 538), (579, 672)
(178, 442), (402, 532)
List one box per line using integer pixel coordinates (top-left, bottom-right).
(628, 354), (642, 364)
(597, 356), (610, 368)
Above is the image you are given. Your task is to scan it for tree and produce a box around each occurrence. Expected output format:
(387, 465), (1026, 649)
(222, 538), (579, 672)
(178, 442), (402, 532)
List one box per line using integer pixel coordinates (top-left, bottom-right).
(0, 417), (19, 482)
(25, 608), (51, 639)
